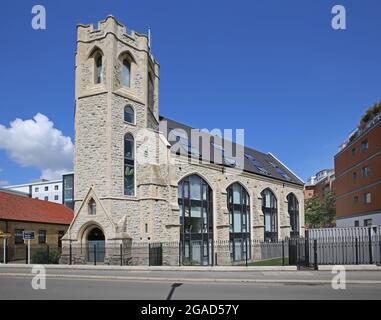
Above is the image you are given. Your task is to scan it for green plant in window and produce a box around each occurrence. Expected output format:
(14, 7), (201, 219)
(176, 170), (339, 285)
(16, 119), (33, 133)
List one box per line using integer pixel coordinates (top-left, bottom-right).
(125, 166), (134, 177)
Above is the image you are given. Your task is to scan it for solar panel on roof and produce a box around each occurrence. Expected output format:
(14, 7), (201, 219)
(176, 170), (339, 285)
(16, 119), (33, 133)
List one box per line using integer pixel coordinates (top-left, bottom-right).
(244, 153), (271, 176)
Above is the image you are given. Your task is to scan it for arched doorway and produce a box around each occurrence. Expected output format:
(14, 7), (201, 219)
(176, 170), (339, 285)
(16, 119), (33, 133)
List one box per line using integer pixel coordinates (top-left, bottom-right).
(87, 227), (105, 263)
(178, 174), (213, 266)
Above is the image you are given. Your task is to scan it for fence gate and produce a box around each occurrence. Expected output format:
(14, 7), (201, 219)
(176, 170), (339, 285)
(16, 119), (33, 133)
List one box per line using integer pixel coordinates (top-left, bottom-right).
(289, 238), (311, 269)
(149, 243), (163, 266)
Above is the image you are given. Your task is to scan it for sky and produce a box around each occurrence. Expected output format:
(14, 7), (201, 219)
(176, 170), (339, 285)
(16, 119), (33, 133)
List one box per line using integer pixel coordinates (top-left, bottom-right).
(0, 0), (380, 186)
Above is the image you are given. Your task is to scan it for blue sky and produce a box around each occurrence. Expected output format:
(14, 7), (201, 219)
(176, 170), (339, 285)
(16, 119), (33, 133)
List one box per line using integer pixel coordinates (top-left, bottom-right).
(0, 0), (380, 185)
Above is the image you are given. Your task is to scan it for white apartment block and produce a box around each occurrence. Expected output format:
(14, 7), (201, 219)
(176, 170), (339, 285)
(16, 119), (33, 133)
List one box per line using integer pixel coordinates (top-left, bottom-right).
(4, 179), (63, 204)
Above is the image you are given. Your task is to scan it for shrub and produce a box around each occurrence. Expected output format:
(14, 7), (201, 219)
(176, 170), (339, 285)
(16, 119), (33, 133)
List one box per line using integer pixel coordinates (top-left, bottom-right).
(182, 258), (200, 266)
(32, 248), (61, 264)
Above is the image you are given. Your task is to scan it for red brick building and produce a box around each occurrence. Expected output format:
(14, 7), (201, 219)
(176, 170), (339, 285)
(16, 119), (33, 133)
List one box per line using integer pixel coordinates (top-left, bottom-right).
(335, 112), (381, 227)
(304, 169), (335, 202)
(0, 189), (73, 256)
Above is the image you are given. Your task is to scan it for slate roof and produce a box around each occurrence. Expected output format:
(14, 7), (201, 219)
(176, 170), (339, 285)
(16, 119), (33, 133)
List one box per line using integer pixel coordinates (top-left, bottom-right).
(0, 190), (74, 225)
(160, 116), (304, 186)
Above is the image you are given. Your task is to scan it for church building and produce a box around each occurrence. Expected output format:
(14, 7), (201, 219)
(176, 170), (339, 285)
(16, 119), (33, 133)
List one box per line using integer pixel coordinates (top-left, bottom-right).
(61, 16), (304, 266)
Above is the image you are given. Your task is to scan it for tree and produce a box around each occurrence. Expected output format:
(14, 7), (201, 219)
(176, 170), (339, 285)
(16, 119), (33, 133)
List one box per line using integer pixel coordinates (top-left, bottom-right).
(321, 191), (336, 227)
(305, 192), (336, 228)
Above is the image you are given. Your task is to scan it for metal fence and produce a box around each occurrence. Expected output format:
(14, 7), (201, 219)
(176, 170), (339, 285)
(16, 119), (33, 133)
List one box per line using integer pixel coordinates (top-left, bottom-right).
(2, 234), (380, 267)
(307, 235), (381, 266)
(0, 244), (62, 264)
(306, 226), (381, 266)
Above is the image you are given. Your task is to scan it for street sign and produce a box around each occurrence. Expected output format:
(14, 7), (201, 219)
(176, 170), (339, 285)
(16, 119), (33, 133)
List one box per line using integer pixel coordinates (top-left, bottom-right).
(0, 232), (11, 239)
(23, 231), (35, 241)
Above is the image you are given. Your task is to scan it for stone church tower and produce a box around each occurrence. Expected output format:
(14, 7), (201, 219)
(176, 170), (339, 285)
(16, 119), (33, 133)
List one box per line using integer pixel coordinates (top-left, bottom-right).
(61, 16), (305, 266)
(61, 16), (180, 264)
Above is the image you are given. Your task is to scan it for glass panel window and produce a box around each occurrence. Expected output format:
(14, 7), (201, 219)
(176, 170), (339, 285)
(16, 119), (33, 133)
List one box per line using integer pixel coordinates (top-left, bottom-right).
(261, 188), (278, 241)
(124, 135), (134, 160)
(190, 216), (202, 233)
(362, 166), (370, 178)
(361, 140), (369, 152)
(233, 210), (242, 233)
(96, 55), (103, 84)
(191, 205), (201, 218)
(124, 105), (134, 124)
(124, 165), (134, 196)
(363, 192), (371, 204)
(122, 59), (130, 87)
(233, 184), (241, 204)
(189, 175), (201, 200)
(39, 230), (47, 244)
(124, 133), (135, 196)
(287, 193), (299, 236)
(227, 183), (251, 261)
(178, 175), (213, 265)
(264, 213), (271, 232)
(88, 199), (96, 215)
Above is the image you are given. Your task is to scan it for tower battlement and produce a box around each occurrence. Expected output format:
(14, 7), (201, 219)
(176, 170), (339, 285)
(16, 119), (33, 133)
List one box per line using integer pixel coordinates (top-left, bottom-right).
(77, 15), (153, 59)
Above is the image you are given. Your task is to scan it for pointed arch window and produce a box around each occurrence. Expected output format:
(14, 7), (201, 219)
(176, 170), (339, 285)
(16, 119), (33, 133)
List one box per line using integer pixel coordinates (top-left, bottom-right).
(178, 175), (213, 265)
(88, 199), (96, 215)
(95, 55), (103, 84)
(227, 183), (250, 262)
(148, 72), (154, 111)
(261, 189), (278, 241)
(124, 105), (134, 124)
(287, 193), (299, 237)
(122, 59), (131, 87)
(124, 133), (134, 196)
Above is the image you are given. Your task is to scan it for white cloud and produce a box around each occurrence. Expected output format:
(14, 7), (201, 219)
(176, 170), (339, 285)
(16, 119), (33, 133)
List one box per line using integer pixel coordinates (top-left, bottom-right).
(0, 180), (8, 187)
(0, 113), (73, 180)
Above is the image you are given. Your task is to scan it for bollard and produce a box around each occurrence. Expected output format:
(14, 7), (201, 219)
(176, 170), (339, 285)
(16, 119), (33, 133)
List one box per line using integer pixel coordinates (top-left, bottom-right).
(314, 239), (318, 271)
